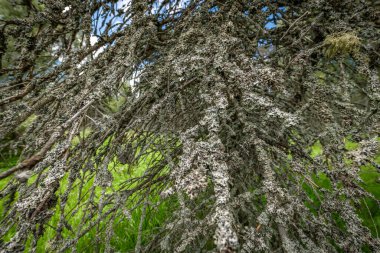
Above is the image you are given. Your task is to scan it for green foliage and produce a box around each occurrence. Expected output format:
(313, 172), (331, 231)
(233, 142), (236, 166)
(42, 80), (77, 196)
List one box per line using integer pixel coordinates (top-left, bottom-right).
(0, 0), (27, 19)
(303, 138), (380, 238)
(0, 153), (173, 252)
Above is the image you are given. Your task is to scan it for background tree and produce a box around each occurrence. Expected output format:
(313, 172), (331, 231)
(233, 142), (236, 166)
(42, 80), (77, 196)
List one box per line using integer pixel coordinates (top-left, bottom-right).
(0, 0), (379, 252)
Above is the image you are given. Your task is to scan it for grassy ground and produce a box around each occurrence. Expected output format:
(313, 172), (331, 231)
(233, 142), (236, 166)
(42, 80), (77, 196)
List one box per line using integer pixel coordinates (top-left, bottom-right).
(0, 138), (379, 252)
(0, 151), (175, 252)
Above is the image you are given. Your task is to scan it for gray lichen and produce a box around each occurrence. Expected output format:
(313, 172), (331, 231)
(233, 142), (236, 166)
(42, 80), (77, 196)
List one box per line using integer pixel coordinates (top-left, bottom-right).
(0, 0), (379, 252)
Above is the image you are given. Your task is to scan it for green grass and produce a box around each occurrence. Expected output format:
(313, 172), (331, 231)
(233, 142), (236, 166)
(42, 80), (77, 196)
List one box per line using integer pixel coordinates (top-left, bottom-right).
(0, 155), (18, 211)
(42, 155), (173, 252)
(0, 151), (174, 252)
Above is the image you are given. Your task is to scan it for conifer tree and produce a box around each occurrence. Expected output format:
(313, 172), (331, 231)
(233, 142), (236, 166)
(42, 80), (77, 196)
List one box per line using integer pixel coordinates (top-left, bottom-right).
(0, 1), (379, 252)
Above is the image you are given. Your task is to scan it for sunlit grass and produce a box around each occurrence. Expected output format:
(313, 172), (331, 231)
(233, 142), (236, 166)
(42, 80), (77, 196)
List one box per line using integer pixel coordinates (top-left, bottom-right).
(0, 146), (174, 252)
(33, 153), (173, 252)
